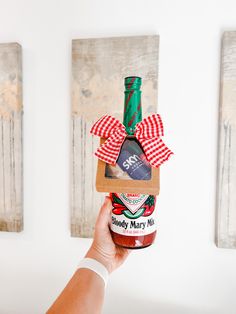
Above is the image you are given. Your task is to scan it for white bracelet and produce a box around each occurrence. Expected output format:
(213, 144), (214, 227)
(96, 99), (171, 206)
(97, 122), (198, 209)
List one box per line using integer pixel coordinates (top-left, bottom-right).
(77, 258), (109, 287)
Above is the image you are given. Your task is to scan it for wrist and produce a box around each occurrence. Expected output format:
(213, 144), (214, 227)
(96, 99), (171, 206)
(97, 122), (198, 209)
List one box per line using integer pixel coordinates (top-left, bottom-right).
(85, 247), (112, 274)
(77, 257), (109, 287)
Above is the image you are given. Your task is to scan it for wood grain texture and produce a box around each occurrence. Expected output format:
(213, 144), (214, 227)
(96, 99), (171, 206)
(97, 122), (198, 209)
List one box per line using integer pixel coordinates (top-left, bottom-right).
(216, 31), (236, 248)
(71, 35), (159, 237)
(0, 43), (23, 232)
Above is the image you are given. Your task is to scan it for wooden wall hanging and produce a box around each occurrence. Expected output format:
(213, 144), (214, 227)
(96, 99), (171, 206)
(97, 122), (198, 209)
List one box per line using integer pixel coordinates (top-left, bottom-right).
(71, 35), (159, 237)
(216, 31), (236, 249)
(0, 43), (23, 232)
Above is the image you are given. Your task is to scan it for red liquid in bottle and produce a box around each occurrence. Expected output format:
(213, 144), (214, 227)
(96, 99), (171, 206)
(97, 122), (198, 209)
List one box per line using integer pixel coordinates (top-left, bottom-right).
(110, 193), (157, 249)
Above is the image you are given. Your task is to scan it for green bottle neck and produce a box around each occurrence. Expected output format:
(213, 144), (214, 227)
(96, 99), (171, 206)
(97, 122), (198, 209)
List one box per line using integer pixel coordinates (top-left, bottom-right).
(123, 89), (142, 135)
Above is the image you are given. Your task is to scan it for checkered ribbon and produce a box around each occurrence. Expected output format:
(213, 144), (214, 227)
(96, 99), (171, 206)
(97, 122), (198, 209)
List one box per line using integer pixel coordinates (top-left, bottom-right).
(90, 114), (173, 168)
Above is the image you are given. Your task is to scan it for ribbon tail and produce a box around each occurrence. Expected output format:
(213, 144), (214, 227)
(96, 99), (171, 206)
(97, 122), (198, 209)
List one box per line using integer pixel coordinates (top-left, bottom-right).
(140, 138), (174, 168)
(95, 135), (124, 165)
(91, 114), (127, 165)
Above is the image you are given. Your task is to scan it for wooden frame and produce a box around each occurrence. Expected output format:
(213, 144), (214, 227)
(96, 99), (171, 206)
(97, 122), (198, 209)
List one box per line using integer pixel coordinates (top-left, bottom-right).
(0, 43), (23, 232)
(71, 35), (159, 237)
(216, 31), (236, 249)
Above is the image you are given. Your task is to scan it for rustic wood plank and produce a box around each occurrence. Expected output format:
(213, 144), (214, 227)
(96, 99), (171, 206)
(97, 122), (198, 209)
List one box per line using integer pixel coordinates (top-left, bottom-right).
(216, 31), (236, 248)
(0, 43), (23, 232)
(71, 35), (159, 237)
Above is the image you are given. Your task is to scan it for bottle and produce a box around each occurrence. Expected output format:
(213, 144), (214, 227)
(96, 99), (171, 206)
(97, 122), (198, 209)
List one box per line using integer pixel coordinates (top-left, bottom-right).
(110, 76), (157, 249)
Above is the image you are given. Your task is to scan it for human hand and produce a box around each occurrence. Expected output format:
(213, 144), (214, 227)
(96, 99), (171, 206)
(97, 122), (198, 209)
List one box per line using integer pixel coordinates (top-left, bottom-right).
(85, 196), (130, 273)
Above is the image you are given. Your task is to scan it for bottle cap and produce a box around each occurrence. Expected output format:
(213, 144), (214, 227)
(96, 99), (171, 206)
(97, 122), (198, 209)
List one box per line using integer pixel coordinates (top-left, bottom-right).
(125, 76), (142, 90)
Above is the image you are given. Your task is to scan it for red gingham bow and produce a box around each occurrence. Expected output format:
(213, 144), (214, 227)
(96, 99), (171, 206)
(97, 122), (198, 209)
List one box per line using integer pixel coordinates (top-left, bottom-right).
(90, 114), (173, 168)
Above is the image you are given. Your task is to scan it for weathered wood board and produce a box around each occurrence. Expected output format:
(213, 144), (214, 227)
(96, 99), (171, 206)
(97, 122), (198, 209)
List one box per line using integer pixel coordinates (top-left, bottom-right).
(216, 31), (236, 248)
(0, 43), (23, 232)
(71, 35), (159, 237)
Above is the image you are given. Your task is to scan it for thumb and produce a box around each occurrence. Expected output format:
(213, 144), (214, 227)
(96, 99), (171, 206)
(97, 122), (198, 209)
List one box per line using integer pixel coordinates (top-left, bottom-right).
(95, 196), (112, 231)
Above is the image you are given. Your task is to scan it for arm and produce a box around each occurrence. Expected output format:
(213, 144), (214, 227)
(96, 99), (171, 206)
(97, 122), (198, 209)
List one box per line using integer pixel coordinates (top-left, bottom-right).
(47, 197), (130, 314)
(46, 268), (105, 314)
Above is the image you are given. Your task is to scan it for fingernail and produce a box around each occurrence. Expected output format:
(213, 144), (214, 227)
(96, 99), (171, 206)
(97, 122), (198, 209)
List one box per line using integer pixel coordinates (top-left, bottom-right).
(105, 196), (110, 202)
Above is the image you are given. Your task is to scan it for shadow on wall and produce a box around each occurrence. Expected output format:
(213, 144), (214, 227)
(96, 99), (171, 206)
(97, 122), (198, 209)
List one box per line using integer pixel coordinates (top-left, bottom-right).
(103, 289), (217, 314)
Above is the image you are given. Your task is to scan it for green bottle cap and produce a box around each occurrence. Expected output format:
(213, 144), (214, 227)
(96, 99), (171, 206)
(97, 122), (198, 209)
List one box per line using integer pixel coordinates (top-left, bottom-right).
(125, 76), (142, 91)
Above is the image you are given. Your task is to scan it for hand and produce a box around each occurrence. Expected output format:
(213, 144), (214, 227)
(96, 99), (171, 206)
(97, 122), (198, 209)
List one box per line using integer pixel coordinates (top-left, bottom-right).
(85, 196), (130, 273)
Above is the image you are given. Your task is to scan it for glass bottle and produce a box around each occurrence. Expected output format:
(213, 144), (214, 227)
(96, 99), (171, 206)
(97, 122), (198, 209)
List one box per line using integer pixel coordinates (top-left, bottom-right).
(110, 76), (157, 249)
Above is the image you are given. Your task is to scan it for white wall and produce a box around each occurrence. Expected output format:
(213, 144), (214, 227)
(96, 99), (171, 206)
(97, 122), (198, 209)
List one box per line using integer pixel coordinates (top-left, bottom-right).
(0, 0), (236, 313)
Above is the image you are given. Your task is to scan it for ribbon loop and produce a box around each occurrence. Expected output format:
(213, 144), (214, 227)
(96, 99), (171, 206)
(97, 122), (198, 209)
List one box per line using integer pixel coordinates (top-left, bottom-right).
(90, 113), (173, 168)
(90, 114), (125, 139)
(135, 114), (164, 139)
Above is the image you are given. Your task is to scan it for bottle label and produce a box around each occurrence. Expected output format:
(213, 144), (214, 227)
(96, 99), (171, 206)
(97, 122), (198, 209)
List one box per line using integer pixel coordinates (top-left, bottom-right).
(116, 139), (151, 180)
(105, 139), (151, 181)
(110, 193), (157, 236)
